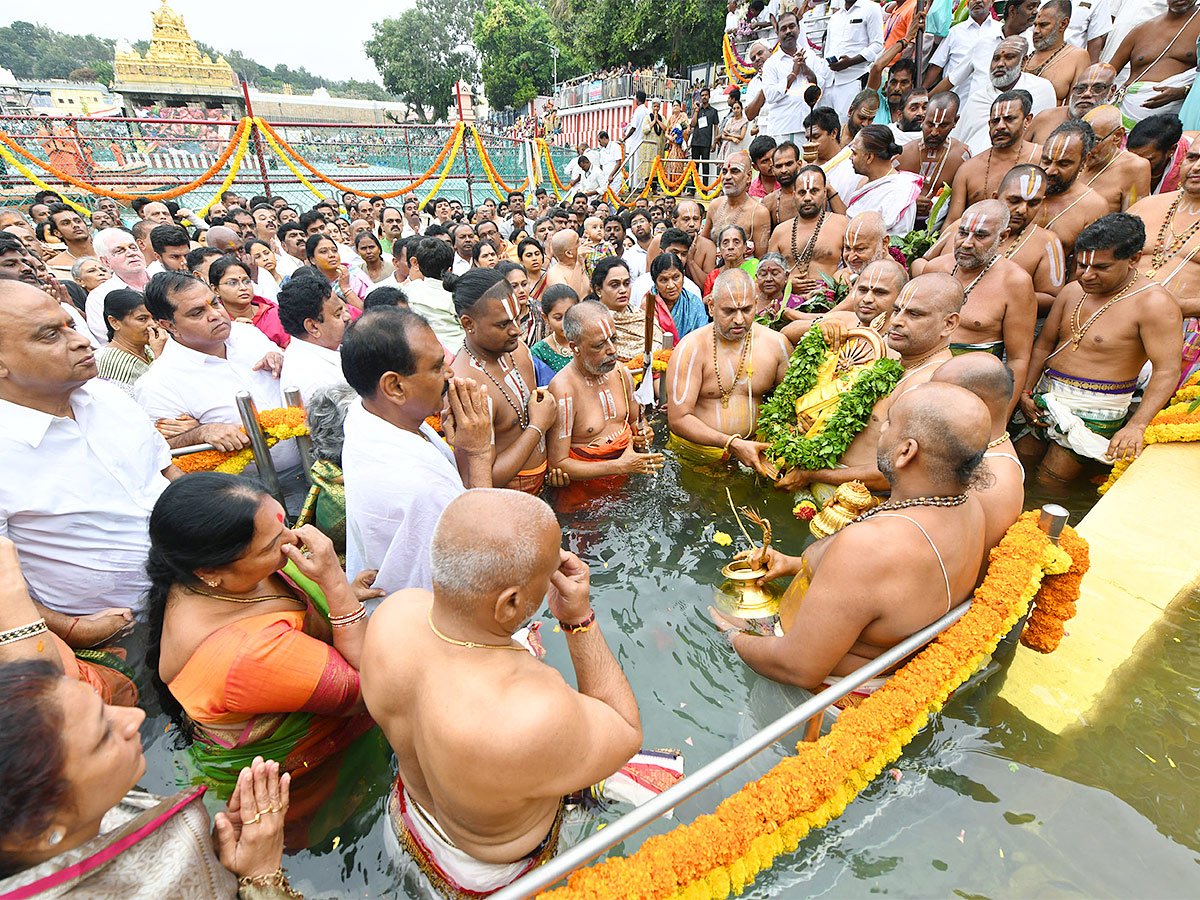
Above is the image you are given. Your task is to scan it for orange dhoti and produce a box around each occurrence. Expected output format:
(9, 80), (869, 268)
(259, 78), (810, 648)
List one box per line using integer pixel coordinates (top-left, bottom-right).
(506, 459), (548, 495)
(555, 422), (633, 513)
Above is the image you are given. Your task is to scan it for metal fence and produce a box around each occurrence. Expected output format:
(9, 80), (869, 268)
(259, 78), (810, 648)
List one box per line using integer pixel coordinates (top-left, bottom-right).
(0, 113), (576, 212)
(554, 73), (691, 111)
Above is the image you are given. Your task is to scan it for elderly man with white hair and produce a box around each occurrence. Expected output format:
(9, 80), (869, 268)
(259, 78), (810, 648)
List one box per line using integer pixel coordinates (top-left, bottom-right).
(85, 228), (151, 344)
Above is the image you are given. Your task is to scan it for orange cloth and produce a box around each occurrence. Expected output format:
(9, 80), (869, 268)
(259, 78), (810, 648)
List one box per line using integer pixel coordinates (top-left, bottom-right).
(556, 421), (633, 512)
(883, 0), (917, 49)
(507, 459), (548, 495)
(52, 633), (138, 707)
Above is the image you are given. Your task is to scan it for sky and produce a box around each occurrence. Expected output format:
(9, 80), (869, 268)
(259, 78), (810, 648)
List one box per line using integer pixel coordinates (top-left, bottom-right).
(2, 2), (400, 85)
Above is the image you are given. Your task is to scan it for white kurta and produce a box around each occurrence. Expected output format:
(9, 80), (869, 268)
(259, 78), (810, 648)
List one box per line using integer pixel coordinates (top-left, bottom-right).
(280, 338), (347, 406)
(342, 403), (465, 598)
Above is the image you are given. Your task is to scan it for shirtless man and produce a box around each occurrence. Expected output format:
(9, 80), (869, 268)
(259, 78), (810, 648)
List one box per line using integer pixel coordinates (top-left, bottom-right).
(766, 165), (849, 297)
(1129, 136), (1200, 316)
(361, 490), (642, 893)
(945, 91), (1040, 227)
(917, 200), (1037, 416)
(714, 382), (988, 695)
(547, 301), (663, 490)
(1079, 105), (1153, 213)
(1108, 0), (1200, 122)
(450, 271), (558, 493)
(932, 353), (1025, 571)
(1018, 213), (1183, 485)
(775, 273), (964, 492)
(665, 269), (791, 472)
(783, 257), (906, 340)
(762, 141), (803, 231)
(921, 165), (1066, 313)
(834, 210), (891, 284)
(1023, 0), (1092, 103)
(896, 92), (971, 228)
(646, 200), (717, 288)
(1027, 63), (1117, 145)
(544, 230), (589, 299)
(701, 151), (771, 258)
(44, 205), (94, 277)
(1036, 120), (1111, 261)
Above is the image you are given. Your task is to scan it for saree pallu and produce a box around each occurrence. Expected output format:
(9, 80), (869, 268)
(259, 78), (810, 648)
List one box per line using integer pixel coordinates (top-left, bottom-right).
(1180, 317), (1200, 389)
(296, 459), (347, 560)
(170, 560), (386, 849)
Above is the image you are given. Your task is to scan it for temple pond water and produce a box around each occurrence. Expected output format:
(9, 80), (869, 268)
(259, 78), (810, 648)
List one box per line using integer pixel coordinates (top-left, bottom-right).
(132, 432), (1200, 898)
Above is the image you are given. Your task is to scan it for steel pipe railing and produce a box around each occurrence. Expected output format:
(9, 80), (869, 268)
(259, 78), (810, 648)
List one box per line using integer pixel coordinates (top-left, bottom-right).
(491, 504), (1071, 900)
(235, 391), (286, 510)
(283, 387), (315, 486)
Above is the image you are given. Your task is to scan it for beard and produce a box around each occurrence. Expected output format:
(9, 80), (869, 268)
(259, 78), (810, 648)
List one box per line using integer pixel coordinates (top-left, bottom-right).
(876, 445), (896, 485)
(899, 114), (923, 132)
(1032, 31), (1057, 51)
(581, 355), (618, 375)
(777, 170), (798, 188)
(954, 245), (994, 270)
(989, 62), (1023, 90)
(1045, 173), (1071, 195)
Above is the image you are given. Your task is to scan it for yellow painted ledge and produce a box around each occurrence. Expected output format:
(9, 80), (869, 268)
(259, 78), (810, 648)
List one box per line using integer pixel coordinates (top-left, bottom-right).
(998, 441), (1200, 734)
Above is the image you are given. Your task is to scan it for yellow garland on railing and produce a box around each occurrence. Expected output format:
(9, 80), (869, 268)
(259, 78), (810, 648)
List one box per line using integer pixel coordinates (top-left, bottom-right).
(199, 125), (251, 216)
(255, 118), (463, 199)
(171, 408), (308, 474)
(419, 126), (464, 208)
(469, 126), (531, 200)
(539, 513), (1085, 900)
(538, 139), (570, 197)
(255, 119), (326, 201)
(1097, 371), (1200, 495)
(0, 119), (248, 202)
(0, 142), (92, 216)
(723, 35), (756, 87)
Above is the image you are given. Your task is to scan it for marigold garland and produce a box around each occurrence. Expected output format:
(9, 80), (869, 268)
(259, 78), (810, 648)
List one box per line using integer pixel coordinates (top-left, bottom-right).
(1097, 372), (1200, 495)
(419, 127), (466, 208)
(539, 513), (1084, 900)
(172, 408), (308, 474)
(198, 126), (251, 216)
(0, 119), (247, 203)
(469, 126), (531, 199)
(1021, 526), (1088, 653)
(256, 121), (326, 201)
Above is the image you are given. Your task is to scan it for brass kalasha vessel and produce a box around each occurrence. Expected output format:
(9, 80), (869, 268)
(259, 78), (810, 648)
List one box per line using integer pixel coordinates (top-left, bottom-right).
(809, 480), (877, 540)
(715, 497), (782, 620)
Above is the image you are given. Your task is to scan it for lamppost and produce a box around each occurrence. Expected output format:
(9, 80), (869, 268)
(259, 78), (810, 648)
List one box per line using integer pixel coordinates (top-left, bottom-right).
(533, 39), (560, 90)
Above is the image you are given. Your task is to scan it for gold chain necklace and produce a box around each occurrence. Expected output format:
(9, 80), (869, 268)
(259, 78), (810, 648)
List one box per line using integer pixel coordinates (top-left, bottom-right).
(713, 327), (753, 408)
(1024, 41), (1070, 77)
(950, 253), (1000, 298)
(1069, 270), (1140, 350)
(427, 609), (527, 651)
(189, 585), (305, 606)
(901, 346), (944, 371)
(1150, 192), (1200, 273)
(986, 433), (1010, 449)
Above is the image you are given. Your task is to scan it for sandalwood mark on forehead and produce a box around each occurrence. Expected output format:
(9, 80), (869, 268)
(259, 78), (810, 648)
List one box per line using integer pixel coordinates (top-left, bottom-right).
(598, 317), (614, 340)
(1079, 250), (1097, 267)
(896, 282), (920, 314)
(800, 173), (819, 191)
(961, 211), (987, 233)
(930, 107), (949, 126)
(848, 220), (865, 244)
(1045, 135), (1070, 159)
(1018, 171), (1042, 199)
(502, 294), (519, 322)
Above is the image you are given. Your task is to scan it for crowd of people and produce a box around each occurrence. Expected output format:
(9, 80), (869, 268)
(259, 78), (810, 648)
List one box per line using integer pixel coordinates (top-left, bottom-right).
(0, 0), (1198, 894)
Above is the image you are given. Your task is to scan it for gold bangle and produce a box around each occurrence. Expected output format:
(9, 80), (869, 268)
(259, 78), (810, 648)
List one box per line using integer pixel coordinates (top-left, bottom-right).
(237, 867), (301, 898)
(723, 433), (739, 452)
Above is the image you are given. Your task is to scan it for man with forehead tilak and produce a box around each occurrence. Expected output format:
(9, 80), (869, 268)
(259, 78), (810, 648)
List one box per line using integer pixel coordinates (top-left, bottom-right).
(775, 273), (964, 494)
(547, 301), (661, 510)
(1129, 135), (1200, 385)
(923, 164), (1066, 314)
(832, 210), (891, 287)
(665, 269), (791, 471)
(1079, 105), (1153, 213)
(647, 200), (717, 289)
(450, 273), (559, 494)
(700, 151), (771, 259)
(1018, 212), (1182, 486)
(896, 92), (971, 230)
(761, 141), (808, 233)
(766, 164), (849, 299)
(915, 199), (1037, 418)
(944, 90), (1040, 227)
(1028, 63), (1117, 144)
(782, 257), (907, 344)
(1034, 119), (1111, 260)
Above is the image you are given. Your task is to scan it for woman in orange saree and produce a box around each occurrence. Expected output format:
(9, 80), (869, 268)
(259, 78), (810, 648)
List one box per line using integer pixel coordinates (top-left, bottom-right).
(146, 473), (390, 850)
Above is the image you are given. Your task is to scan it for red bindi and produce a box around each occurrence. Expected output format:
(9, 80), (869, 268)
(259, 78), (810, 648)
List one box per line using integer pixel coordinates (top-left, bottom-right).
(276, 512), (285, 523)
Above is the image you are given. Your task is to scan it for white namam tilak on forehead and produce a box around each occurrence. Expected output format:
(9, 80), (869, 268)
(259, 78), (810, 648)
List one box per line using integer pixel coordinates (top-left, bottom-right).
(929, 105), (949, 127)
(1018, 169), (1043, 200)
(864, 262), (886, 292)
(598, 316), (614, 341)
(1044, 134), (1070, 160)
(961, 209), (988, 234)
(1078, 249), (1098, 269)
(799, 171), (820, 192)
(501, 292), (520, 323)
(895, 281), (921, 315)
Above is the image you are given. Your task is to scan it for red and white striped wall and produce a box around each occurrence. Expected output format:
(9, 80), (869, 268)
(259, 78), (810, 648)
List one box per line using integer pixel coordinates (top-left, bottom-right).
(554, 100), (635, 148)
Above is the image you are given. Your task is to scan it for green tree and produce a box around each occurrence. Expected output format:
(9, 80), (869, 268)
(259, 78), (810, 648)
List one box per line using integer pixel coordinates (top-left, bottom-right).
(551, 0), (721, 71)
(473, 0), (560, 110)
(365, 5), (475, 123)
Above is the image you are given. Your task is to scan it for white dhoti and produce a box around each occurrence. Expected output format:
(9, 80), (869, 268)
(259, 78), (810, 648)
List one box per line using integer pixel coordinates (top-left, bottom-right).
(1120, 69), (1197, 126)
(1033, 368), (1137, 463)
(823, 80), (864, 121)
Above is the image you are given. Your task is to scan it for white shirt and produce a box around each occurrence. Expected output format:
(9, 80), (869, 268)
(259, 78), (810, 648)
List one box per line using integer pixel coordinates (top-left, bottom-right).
(280, 339), (347, 406)
(595, 141), (623, 179)
(624, 244), (648, 281)
(845, 171), (920, 237)
(85, 273), (143, 345)
(1065, 0), (1112, 49)
(0, 380), (169, 614)
(946, 18), (1007, 98)
(930, 15), (1001, 86)
(275, 252), (301, 278)
(744, 74), (770, 136)
(134, 322), (297, 470)
(452, 252), (472, 276)
(342, 403), (464, 597)
(63, 302), (98, 349)
(823, 149), (864, 202)
(952, 71), (1058, 153)
(762, 48), (833, 137)
(889, 123), (922, 146)
(825, 0), (885, 85)
(255, 268), (280, 302)
(145, 260), (164, 276)
(624, 104), (650, 159)
(405, 277), (465, 351)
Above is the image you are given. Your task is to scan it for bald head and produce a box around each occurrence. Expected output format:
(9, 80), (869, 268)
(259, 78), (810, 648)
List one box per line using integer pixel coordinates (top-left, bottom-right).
(430, 489), (561, 616)
(550, 229), (578, 261)
(711, 266), (755, 299)
(996, 36), (1028, 58)
(860, 258), (908, 290)
(917, 272), (966, 314)
(1082, 105), (1123, 154)
(931, 352), (1015, 426)
(562, 297), (610, 342)
(882, 382), (990, 491)
(847, 211), (886, 244)
(207, 225), (241, 253)
(1070, 64), (1117, 115)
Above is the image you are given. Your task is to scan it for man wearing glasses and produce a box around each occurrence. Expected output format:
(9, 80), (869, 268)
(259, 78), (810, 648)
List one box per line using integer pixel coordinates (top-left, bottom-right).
(1079, 105), (1153, 212)
(85, 227), (151, 344)
(1028, 63), (1117, 144)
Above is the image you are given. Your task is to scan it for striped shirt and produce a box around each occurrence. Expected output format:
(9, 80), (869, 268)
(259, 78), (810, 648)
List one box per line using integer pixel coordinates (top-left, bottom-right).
(96, 345), (154, 396)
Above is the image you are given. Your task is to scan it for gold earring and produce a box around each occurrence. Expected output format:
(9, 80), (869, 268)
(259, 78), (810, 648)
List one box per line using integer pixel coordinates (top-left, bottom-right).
(205, 579), (218, 588)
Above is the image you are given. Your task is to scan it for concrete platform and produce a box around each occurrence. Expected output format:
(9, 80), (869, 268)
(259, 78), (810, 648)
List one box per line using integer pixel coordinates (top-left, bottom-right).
(997, 441), (1200, 734)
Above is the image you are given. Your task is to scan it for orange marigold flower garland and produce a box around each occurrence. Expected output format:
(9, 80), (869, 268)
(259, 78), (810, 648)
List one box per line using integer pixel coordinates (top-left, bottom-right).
(1098, 372), (1200, 495)
(538, 513), (1084, 900)
(172, 408), (308, 474)
(1021, 526), (1088, 653)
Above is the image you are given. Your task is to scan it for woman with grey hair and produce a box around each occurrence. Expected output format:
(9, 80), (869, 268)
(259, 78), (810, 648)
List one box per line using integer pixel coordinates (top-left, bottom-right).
(754, 251), (797, 326)
(70, 255), (111, 292)
(296, 383), (356, 559)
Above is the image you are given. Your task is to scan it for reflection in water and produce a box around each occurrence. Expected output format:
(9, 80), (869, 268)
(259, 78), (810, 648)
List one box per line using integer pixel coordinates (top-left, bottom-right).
(129, 433), (1198, 897)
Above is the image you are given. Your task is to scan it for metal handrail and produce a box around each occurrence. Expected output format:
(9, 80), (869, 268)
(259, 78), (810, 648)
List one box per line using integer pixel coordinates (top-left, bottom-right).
(492, 505), (1071, 900)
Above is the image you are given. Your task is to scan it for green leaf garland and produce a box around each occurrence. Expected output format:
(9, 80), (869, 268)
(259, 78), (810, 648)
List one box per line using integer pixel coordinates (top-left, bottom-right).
(757, 327), (904, 471)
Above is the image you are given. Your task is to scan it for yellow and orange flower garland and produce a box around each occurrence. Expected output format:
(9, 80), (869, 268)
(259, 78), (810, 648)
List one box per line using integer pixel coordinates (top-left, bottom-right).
(626, 348), (674, 385)
(539, 513), (1086, 900)
(1020, 526), (1087, 654)
(172, 408), (308, 475)
(1098, 372), (1200, 495)
(469, 125), (531, 199)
